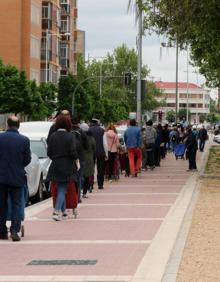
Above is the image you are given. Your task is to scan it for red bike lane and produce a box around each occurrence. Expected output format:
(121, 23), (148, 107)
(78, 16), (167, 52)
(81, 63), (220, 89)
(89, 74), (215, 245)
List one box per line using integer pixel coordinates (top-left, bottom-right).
(0, 152), (204, 282)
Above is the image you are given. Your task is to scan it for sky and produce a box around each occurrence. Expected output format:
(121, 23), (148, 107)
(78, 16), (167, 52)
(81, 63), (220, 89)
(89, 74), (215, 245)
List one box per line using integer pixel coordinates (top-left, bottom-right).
(78, 0), (217, 98)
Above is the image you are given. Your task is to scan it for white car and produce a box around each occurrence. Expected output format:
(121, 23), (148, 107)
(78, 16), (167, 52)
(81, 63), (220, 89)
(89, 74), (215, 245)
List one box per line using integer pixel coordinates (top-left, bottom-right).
(25, 153), (44, 203)
(19, 121), (53, 195)
(213, 134), (220, 143)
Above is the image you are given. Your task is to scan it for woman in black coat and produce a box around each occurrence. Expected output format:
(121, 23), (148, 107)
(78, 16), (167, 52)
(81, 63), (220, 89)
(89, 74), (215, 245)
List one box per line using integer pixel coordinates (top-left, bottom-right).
(47, 115), (78, 221)
(185, 127), (198, 171)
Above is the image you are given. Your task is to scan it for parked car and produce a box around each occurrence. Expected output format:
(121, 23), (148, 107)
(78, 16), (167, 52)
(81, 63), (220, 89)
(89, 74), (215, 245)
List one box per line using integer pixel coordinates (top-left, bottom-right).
(25, 153), (44, 203)
(213, 134), (220, 144)
(19, 121), (52, 195)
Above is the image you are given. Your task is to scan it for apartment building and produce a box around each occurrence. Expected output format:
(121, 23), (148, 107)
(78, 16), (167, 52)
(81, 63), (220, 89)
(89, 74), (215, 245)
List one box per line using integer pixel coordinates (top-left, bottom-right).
(0, 0), (42, 84)
(154, 81), (210, 123)
(59, 0), (78, 76)
(0, 0), (78, 85)
(76, 30), (86, 59)
(41, 0), (78, 83)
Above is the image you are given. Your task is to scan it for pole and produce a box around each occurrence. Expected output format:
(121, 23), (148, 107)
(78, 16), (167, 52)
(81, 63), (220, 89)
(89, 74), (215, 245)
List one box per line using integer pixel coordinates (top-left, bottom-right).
(175, 41), (179, 123)
(186, 45), (189, 124)
(45, 29), (49, 83)
(137, 4), (142, 125)
(100, 63), (102, 97)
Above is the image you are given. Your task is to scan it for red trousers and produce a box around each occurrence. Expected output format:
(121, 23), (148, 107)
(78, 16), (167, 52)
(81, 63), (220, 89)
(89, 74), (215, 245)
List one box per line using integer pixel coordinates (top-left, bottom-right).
(127, 147), (142, 176)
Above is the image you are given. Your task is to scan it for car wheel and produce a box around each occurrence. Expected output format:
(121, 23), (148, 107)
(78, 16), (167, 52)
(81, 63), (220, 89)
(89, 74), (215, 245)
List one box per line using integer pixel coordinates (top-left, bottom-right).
(31, 176), (44, 204)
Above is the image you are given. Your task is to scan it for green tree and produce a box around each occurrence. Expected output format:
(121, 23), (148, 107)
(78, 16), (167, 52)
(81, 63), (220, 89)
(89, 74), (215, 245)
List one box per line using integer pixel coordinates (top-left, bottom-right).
(0, 61), (32, 115)
(58, 74), (77, 112)
(207, 112), (218, 123)
(38, 83), (57, 117)
(178, 108), (191, 120)
(166, 110), (176, 123)
(137, 0), (220, 87)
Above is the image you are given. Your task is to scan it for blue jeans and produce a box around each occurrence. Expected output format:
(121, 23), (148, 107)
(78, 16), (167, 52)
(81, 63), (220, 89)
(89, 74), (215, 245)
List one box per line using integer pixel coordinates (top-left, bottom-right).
(55, 183), (68, 212)
(0, 184), (23, 234)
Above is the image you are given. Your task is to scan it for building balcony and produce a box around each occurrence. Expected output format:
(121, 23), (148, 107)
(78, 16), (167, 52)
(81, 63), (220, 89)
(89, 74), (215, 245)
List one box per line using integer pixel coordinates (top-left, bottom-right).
(60, 58), (69, 68)
(61, 4), (70, 15)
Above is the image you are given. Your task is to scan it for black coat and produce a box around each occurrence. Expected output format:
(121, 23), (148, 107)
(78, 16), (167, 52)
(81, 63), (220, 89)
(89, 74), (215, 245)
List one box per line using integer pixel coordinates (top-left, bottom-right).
(185, 132), (198, 151)
(88, 124), (105, 158)
(47, 130), (78, 182)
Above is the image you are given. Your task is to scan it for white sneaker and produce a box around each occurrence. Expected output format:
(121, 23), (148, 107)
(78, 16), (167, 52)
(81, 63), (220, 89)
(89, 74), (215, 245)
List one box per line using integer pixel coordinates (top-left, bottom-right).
(72, 208), (78, 219)
(62, 212), (68, 220)
(52, 211), (62, 221)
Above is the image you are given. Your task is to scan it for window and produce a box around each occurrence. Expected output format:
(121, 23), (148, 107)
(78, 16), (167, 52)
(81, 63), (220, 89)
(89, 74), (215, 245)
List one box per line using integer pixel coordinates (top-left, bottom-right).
(61, 19), (70, 33)
(42, 3), (51, 19)
(31, 36), (40, 59)
(31, 2), (40, 25)
(60, 43), (69, 58)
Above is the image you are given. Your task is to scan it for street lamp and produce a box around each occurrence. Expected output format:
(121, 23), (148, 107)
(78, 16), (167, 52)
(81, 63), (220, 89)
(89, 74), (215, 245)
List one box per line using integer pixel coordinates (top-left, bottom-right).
(136, 4), (142, 126)
(161, 41), (179, 123)
(87, 55), (114, 97)
(186, 45), (189, 124)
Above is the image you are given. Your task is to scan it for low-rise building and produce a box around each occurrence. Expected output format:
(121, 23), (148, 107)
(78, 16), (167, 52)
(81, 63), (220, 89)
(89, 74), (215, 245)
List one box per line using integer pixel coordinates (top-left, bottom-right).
(154, 81), (210, 123)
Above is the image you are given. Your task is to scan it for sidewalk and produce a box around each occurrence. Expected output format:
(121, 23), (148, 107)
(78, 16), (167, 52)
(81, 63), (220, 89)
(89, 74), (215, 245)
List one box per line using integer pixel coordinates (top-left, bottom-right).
(0, 149), (208, 282)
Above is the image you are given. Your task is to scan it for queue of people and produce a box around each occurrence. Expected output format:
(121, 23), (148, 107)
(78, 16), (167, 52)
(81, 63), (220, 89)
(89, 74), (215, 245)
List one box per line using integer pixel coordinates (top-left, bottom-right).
(47, 113), (210, 222)
(0, 111), (209, 240)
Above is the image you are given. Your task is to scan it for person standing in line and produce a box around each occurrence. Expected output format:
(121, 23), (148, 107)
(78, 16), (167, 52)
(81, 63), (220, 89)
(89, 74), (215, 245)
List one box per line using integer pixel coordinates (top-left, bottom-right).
(89, 119), (108, 189)
(0, 116), (31, 241)
(185, 126), (198, 171)
(105, 123), (120, 182)
(169, 126), (179, 152)
(47, 115), (79, 221)
(144, 120), (157, 170)
(71, 117), (88, 203)
(80, 123), (96, 198)
(124, 119), (142, 177)
(46, 109), (70, 144)
(198, 125), (208, 152)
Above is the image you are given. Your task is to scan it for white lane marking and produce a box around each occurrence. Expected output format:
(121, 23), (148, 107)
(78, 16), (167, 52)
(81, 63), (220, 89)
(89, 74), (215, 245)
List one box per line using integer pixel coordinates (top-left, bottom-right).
(79, 203), (172, 207)
(0, 240), (151, 245)
(90, 193), (179, 195)
(0, 275), (132, 282)
(26, 217), (164, 221)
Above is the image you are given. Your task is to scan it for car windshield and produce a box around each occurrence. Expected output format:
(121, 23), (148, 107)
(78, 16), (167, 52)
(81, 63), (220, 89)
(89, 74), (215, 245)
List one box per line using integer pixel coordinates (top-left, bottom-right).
(30, 140), (47, 159)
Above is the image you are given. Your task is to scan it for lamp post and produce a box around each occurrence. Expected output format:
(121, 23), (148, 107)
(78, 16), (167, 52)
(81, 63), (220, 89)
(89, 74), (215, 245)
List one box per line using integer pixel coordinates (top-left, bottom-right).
(136, 4), (142, 126)
(175, 40), (179, 123)
(161, 41), (179, 123)
(186, 45), (189, 124)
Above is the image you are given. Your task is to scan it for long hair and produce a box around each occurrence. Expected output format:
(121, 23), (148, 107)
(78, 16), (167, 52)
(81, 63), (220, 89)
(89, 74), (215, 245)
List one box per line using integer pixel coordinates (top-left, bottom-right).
(55, 115), (72, 132)
(106, 123), (117, 133)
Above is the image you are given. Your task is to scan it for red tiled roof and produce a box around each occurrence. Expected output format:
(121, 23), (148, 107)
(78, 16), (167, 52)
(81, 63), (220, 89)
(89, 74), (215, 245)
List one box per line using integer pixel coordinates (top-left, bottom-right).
(155, 81), (200, 89)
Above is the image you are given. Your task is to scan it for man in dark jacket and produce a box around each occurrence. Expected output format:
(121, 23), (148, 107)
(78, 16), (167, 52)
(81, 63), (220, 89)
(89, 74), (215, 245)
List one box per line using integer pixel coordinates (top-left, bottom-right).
(89, 119), (107, 189)
(185, 126), (198, 171)
(0, 116), (31, 241)
(198, 126), (208, 152)
(71, 117), (88, 202)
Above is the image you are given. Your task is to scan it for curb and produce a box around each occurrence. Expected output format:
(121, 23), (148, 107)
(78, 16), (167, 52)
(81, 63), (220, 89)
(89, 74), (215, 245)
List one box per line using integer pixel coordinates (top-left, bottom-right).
(162, 144), (211, 282)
